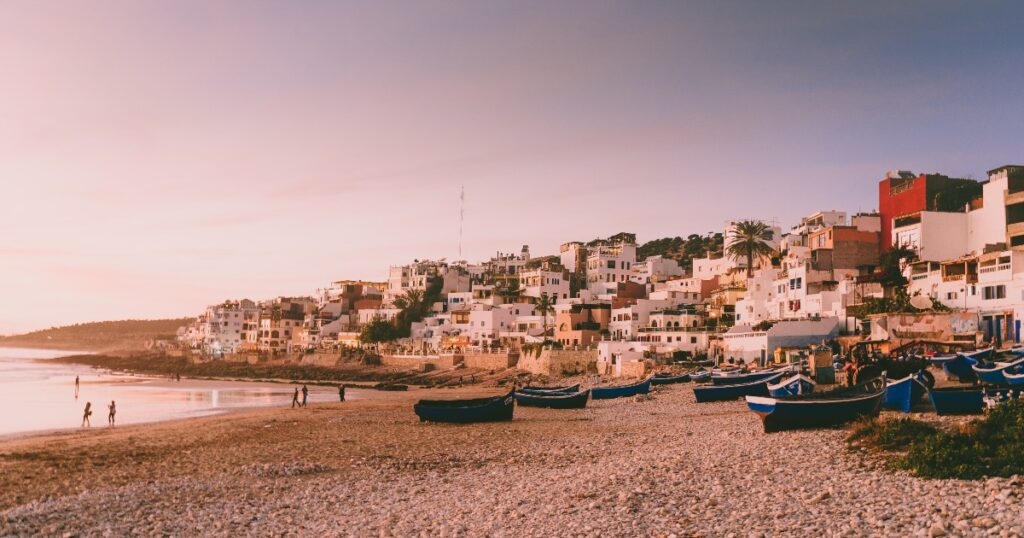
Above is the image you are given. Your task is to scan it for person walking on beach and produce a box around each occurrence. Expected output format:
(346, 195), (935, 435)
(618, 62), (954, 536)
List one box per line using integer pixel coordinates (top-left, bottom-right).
(107, 400), (116, 427)
(291, 387), (300, 408)
(74, 376), (80, 398)
(301, 384), (309, 407)
(176, 372), (181, 382)
(82, 402), (92, 427)
(338, 384), (346, 402)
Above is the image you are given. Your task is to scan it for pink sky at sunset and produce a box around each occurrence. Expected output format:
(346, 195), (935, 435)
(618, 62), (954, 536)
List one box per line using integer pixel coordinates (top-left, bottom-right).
(2, 1), (1022, 333)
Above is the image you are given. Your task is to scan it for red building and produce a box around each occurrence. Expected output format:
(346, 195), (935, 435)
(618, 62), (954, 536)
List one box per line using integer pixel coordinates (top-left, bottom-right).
(877, 171), (980, 251)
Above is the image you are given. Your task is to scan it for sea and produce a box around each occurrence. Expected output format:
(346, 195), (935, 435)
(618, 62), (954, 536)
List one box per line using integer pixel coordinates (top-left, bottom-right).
(0, 347), (349, 437)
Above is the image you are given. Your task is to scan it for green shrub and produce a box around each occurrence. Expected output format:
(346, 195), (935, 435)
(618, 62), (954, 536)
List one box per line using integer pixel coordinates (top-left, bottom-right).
(848, 417), (936, 451)
(884, 399), (1024, 480)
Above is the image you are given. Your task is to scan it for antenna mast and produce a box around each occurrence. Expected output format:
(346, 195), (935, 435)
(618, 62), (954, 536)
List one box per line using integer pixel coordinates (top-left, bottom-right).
(459, 185), (465, 259)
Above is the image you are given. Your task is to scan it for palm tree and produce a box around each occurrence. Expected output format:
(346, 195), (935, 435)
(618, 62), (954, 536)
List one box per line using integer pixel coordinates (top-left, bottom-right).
(726, 220), (775, 278)
(393, 289), (425, 317)
(535, 294), (554, 342)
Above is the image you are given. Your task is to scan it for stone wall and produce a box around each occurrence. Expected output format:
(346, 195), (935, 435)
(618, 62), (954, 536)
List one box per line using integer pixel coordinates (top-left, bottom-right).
(299, 353), (342, 367)
(381, 354), (458, 370)
(462, 351), (518, 370)
(517, 349), (597, 376)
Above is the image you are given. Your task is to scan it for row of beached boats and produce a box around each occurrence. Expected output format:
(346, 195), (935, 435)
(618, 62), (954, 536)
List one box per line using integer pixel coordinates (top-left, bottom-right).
(412, 348), (1024, 428)
(411, 371), (709, 423)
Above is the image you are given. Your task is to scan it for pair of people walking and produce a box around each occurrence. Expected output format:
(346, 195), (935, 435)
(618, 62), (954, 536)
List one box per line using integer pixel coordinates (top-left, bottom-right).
(81, 400), (116, 427)
(291, 384), (309, 408)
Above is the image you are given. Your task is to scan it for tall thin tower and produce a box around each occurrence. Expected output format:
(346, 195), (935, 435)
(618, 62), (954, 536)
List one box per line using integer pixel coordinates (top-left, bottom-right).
(459, 185), (465, 259)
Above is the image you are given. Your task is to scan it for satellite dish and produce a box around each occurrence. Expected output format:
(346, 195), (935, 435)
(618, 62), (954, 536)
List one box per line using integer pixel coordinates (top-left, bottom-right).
(910, 295), (933, 310)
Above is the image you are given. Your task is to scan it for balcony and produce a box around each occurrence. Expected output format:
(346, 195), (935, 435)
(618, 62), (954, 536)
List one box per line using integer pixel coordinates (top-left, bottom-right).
(979, 263), (1011, 275)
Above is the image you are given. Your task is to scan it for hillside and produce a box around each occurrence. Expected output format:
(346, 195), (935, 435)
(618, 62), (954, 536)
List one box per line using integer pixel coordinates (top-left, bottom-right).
(636, 233), (724, 270)
(0, 318), (191, 352)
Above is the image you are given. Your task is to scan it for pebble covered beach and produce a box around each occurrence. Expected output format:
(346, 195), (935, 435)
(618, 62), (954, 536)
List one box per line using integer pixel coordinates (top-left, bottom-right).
(2, 383), (1022, 537)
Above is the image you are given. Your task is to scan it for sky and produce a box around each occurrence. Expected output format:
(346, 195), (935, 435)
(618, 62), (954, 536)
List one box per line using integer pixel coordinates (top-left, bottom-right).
(2, 1), (1024, 334)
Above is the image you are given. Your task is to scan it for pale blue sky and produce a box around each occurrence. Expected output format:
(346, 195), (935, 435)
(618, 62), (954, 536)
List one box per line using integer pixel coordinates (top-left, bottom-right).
(1, 1), (1023, 332)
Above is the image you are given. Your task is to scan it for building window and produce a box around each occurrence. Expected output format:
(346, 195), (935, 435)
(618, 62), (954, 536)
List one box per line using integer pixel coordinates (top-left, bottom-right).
(983, 285), (1006, 300)
(607, 260), (616, 269)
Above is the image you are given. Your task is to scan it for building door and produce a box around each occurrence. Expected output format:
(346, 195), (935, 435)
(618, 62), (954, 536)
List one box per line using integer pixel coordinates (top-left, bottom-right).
(1016, 320), (1021, 343)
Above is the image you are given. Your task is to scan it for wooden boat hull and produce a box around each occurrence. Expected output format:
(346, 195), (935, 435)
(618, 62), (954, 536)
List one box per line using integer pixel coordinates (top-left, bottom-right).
(414, 391), (515, 423)
(522, 383), (580, 393)
(650, 373), (690, 385)
(928, 387), (984, 415)
(746, 386), (885, 433)
(1004, 371), (1024, 386)
(694, 372), (785, 403)
(711, 368), (790, 386)
(689, 371), (711, 382)
(519, 383), (581, 395)
(942, 354), (978, 382)
(514, 389), (590, 409)
(767, 374), (815, 397)
(972, 357), (1024, 385)
(591, 379), (651, 399)
(883, 374), (917, 413)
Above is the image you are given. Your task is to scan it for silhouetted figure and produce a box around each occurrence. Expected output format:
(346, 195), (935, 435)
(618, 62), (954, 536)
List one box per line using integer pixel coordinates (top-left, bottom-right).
(108, 400), (116, 426)
(338, 384), (346, 402)
(301, 385), (309, 407)
(82, 402), (92, 427)
(176, 373), (181, 382)
(74, 376), (80, 398)
(291, 387), (300, 408)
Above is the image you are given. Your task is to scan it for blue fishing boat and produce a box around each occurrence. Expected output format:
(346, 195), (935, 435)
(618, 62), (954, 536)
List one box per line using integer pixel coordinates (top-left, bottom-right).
(928, 386), (984, 415)
(689, 371), (711, 382)
(927, 353), (959, 366)
(514, 389), (590, 409)
(745, 376), (886, 433)
(942, 353), (978, 382)
(520, 381), (585, 393)
(1004, 371), (1024, 386)
(972, 357), (1024, 385)
(694, 372), (785, 403)
(882, 374), (927, 413)
(650, 373), (690, 385)
(711, 367), (791, 386)
(591, 378), (651, 400)
(767, 374), (815, 397)
(522, 383), (580, 393)
(413, 391), (515, 423)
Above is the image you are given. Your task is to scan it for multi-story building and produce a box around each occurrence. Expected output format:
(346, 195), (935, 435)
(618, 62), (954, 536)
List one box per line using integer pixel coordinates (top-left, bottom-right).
(878, 169), (981, 252)
(585, 237), (637, 295)
(554, 304), (611, 348)
(520, 265), (570, 302)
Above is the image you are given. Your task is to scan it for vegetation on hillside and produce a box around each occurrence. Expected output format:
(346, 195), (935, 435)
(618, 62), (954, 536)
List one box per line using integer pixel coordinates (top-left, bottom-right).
(635, 233), (724, 270)
(0, 319), (191, 351)
(848, 400), (1024, 479)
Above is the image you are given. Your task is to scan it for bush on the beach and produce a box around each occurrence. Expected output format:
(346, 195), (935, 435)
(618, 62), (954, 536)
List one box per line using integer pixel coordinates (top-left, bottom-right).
(848, 417), (936, 451)
(849, 400), (1024, 480)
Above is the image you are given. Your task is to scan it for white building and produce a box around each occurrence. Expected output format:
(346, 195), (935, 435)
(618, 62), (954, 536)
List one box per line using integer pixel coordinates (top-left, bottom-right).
(520, 267), (570, 302)
(586, 240), (637, 295)
(722, 318), (842, 365)
(630, 255), (684, 284)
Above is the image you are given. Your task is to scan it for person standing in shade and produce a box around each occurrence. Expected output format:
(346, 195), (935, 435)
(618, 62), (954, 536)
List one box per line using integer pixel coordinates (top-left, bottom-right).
(291, 387), (300, 408)
(301, 384), (309, 407)
(82, 402), (92, 427)
(74, 376), (80, 398)
(338, 384), (345, 402)
(107, 400), (116, 426)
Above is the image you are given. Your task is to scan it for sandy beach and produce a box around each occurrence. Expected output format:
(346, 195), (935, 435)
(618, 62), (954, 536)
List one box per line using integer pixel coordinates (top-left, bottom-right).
(2, 382), (1022, 537)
